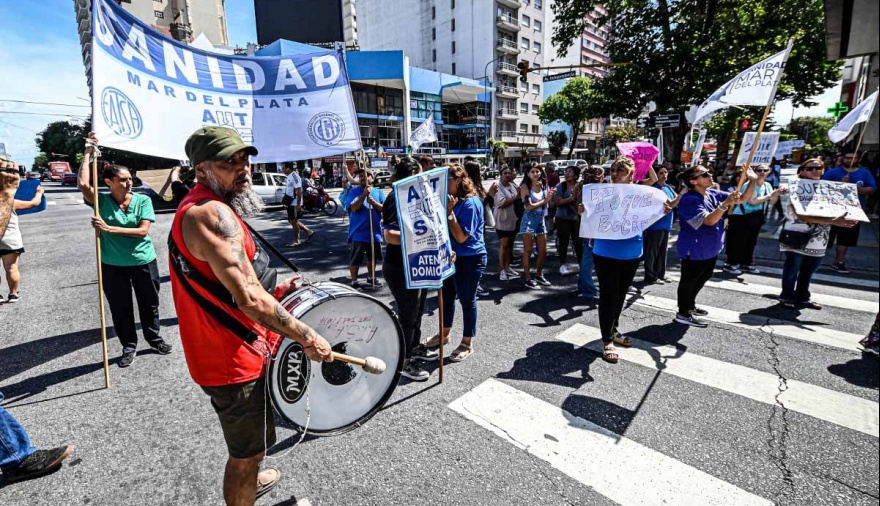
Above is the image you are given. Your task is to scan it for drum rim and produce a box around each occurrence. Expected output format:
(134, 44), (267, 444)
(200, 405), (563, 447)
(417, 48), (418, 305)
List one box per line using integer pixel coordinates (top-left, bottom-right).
(270, 284), (405, 437)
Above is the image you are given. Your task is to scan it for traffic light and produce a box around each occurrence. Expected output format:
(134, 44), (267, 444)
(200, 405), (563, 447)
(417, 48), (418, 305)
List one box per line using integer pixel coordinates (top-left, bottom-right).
(517, 61), (530, 82)
(739, 118), (752, 130)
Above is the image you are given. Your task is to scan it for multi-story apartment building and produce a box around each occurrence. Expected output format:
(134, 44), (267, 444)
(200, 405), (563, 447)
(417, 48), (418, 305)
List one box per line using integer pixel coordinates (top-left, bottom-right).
(357, 0), (550, 166)
(74, 0), (229, 87)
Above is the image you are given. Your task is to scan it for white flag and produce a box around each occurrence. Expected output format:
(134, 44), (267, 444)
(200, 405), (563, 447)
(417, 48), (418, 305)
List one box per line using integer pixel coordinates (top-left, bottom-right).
(828, 89), (878, 143)
(692, 129), (707, 166)
(693, 41), (793, 125)
(409, 116), (438, 151)
(656, 130), (664, 164)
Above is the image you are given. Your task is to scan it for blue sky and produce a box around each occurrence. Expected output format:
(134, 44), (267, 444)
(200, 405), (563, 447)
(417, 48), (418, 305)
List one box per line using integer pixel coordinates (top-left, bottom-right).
(0, 0), (839, 166)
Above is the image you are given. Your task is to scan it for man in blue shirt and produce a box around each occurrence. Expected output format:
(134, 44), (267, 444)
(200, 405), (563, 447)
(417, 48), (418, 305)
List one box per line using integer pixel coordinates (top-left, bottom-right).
(347, 169), (386, 288)
(822, 151), (877, 273)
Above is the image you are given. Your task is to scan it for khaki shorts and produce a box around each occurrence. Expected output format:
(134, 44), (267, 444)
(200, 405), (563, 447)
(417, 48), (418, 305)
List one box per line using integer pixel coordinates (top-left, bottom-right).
(201, 377), (276, 459)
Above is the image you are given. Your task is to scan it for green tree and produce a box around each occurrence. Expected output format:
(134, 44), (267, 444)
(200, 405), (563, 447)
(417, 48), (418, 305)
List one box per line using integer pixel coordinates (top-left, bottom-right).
(784, 116), (836, 151)
(538, 77), (606, 159)
(32, 152), (49, 172)
(550, 0), (839, 162)
(487, 138), (509, 168)
(546, 130), (569, 158)
(605, 124), (641, 145)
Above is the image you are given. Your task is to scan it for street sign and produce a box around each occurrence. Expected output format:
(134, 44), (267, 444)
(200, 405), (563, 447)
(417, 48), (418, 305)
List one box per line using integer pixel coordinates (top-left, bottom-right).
(543, 71), (577, 82)
(636, 117), (651, 129)
(653, 113), (681, 129)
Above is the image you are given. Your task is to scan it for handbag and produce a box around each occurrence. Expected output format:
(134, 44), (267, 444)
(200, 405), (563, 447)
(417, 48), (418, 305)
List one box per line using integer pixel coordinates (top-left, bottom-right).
(778, 222), (815, 248)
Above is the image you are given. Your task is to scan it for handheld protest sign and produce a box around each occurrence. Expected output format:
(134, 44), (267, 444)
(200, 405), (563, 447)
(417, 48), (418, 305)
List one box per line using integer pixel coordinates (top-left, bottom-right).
(14, 180), (48, 216)
(579, 184), (668, 240)
(616, 142), (659, 182)
(787, 177), (869, 223)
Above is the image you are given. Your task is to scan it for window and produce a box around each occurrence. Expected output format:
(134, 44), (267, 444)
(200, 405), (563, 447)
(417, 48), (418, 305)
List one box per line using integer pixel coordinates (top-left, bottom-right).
(452, 41), (456, 53)
(433, 49), (437, 62)
(520, 102), (529, 113)
(451, 18), (455, 31)
(533, 62), (541, 69)
(535, 0), (543, 8)
(251, 172), (266, 185)
(521, 37), (530, 49)
(154, 10), (164, 18)
(432, 6), (436, 19)
(531, 104), (539, 114)
(582, 38), (589, 48)
(432, 28), (436, 40)
(533, 42), (541, 53)
(522, 14), (530, 27)
(532, 83), (540, 94)
(535, 20), (542, 32)
(451, 0), (455, 7)
(519, 124), (528, 133)
(520, 80), (528, 91)
(452, 63), (456, 74)
(532, 125), (539, 134)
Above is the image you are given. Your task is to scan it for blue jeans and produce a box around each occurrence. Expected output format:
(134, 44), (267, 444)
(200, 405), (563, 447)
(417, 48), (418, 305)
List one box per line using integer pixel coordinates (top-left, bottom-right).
(780, 252), (822, 304)
(442, 253), (487, 338)
(0, 392), (36, 470)
(578, 239), (598, 299)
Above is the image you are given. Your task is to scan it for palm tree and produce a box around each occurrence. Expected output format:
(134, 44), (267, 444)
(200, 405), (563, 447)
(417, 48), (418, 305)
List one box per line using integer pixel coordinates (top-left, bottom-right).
(487, 138), (508, 170)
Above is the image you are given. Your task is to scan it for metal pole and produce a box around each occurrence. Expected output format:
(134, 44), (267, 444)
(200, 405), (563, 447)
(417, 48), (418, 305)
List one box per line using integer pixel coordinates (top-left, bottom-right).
(92, 154), (111, 388)
(437, 288), (444, 383)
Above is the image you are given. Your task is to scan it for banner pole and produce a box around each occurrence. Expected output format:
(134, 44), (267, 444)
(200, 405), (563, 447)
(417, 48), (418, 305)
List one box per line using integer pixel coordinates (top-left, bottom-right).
(437, 288), (444, 384)
(729, 103), (773, 215)
(368, 196), (376, 290)
(92, 153), (111, 389)
(848, 126), (867, 171)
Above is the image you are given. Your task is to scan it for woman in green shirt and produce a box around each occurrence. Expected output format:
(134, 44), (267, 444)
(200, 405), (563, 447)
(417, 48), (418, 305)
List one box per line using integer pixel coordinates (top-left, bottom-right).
(78, 138), (171, 368)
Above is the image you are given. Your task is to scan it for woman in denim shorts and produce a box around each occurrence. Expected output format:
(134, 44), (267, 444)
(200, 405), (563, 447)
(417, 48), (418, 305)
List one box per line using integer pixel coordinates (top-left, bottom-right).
(519, 165), (556, 289)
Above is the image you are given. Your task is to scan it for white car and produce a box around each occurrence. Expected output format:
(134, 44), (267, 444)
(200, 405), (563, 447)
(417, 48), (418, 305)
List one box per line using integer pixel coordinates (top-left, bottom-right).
(250, 171), (289, 206)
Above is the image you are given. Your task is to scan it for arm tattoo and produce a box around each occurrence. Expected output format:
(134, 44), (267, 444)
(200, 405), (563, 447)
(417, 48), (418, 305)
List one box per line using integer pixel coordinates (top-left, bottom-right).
(214, 204), (238, 239)
(274, 302), (291, 326)
(214, 203), (258, 285)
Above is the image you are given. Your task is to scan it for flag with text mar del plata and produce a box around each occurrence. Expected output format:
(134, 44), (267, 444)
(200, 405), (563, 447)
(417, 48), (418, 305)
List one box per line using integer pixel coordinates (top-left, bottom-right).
(692, 40), (793, 125)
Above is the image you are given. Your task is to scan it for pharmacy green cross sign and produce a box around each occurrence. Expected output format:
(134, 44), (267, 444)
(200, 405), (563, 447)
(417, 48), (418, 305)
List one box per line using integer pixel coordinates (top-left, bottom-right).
(828, 102), (849, 119)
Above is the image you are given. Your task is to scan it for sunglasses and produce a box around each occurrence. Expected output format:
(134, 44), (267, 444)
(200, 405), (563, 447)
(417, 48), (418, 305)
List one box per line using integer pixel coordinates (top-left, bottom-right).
(691, 172), (712, 180)
(755, 169), (769, 173)
(801, 166), (822, 172)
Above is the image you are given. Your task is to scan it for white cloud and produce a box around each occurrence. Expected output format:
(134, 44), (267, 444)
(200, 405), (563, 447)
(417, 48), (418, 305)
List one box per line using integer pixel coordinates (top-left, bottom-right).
(0, 28), (90, 166)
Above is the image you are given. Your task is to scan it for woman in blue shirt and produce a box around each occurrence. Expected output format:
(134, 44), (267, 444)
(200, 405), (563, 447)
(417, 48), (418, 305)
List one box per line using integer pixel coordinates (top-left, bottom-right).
(580, 157), (658, 364)
(723, 163), (784, 274)
(675, 165), (758, 327)
(643, 165), (682, 283)
(428, 163), (487, 363)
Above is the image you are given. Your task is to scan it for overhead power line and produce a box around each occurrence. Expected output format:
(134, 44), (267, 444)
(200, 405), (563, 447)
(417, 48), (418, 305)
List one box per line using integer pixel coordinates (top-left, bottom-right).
(0, 99), (91, 108)
(0, 111), (90, 118)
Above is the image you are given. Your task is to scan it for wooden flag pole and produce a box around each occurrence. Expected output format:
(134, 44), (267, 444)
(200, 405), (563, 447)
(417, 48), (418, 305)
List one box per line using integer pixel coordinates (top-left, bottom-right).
(437, 288), (444, 383)
(729, 103), (773, 214)
(92, 153), (111, 389)
(847, 125), (868, 171)
(368, 195), (376, 290)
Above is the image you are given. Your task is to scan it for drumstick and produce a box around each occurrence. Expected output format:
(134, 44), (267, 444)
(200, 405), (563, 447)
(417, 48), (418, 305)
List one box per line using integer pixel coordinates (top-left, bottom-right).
(331, 352), (387, 375)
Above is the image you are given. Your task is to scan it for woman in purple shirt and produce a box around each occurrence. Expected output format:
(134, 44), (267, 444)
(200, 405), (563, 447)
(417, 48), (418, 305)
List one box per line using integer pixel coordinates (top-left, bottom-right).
(675, 165), (758, 327)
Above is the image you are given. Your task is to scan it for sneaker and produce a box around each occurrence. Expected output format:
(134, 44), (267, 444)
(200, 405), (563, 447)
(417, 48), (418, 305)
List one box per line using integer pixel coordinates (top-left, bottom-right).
(400, 360), (430, 381)
(119, 349), (136, 368)
(690, 307), (709, 317)
(411, 344), (440, 361)
(643, 277), (659, 285)
(535, 275), (552, 286)
(745, 265), (761, 274)
(524, 279), (541, 290)
(350, 280), (362, 289)
(505, 268), (521, 278)
(6, 294), (20, 303)
(365, 277), (384, 287)
(674, 313), (709, 328)
(831, 262), (849, 274)
(499, 270), (510, 282)
(660, 277), (674, 283)
(559, 265), (571, 276)
(2, 445), (74, 484)
(151, 341), (172, 355)
(723, 264), (742, 275)
(256, 468), (281, 499)
(476, 285), (489, 297)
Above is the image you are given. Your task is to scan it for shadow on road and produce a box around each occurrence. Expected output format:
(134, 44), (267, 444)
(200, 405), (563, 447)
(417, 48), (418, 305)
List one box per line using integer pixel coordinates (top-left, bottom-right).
(827, 357), (880, 389)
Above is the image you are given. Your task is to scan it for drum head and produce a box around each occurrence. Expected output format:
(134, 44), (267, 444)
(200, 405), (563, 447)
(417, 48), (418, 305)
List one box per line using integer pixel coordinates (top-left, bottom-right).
(270, 282), (404, 436)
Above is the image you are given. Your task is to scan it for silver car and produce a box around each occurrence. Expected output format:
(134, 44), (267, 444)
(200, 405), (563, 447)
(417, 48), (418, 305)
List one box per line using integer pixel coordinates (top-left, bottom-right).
(251, 172), (289, 206)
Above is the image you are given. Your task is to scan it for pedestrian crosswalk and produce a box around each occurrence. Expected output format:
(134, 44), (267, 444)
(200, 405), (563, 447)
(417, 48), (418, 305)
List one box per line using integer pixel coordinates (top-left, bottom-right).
(447, 264), (878, 506)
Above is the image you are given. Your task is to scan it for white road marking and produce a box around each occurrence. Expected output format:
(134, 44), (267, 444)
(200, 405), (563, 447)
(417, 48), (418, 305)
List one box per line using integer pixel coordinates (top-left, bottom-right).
(556, 324), (879, 438)
(450, 379), (773, 506)
(628, 292), (865, 351)
(716, 262), (879, 289)
(47, 201), (56, 205)
(664, 272), (879, 312)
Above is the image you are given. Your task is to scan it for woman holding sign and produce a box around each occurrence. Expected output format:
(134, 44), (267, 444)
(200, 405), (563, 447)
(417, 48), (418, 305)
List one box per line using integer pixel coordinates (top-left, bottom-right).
(778, 159), (857, 309)
(519, 165), (555, 289)
(0, 180), (43, 303)
(675, 165), (758, 327)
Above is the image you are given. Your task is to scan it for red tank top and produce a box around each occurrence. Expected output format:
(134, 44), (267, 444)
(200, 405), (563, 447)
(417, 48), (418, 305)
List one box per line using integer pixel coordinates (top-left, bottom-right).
(170, 183), (281, 386)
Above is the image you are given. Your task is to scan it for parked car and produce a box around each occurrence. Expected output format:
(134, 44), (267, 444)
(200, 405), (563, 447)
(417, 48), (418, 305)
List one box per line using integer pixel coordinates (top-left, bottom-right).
(26, 171), (42, 180)
(482, 165), (499, 180)
(47, 161), (72, 182)
(250, 171), (289, 206)
(373, 169), (393, 188)
(61, 172), (78, 186)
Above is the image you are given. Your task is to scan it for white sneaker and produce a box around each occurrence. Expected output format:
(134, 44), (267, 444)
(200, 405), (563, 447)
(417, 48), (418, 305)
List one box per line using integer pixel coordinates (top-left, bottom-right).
(499, 270), (510, 281)
(559, 265), (570, 276)
(505, 268), (521, 278)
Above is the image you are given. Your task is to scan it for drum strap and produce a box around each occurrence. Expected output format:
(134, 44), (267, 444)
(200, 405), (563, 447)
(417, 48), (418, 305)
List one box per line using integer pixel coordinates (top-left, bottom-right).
(167, 234), (261, 344)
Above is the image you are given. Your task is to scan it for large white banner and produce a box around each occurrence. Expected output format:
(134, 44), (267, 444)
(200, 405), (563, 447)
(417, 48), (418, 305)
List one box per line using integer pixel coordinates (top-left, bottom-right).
(693, 41), (793, 125)
(91, 0), (361, 162)
(787, 177), (869, 223)
(736, 132), (781, 165)
(828, 89), (878, 143)
(579, 184), (669, 240)
(393, 168), (456, 290)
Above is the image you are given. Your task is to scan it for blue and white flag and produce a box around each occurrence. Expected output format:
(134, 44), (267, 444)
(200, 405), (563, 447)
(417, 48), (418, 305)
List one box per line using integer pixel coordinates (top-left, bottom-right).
(393, 167), (455, 290)
(408, 116), (438, 151)
(91, 0), (361, 162)
(828, 89), (878, 143)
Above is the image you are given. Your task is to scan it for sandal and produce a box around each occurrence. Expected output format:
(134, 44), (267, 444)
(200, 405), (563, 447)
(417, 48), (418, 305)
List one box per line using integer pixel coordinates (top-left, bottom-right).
(780, 300), (797, 309)
(612, 331), (632, 347)
(425, 329), (451, 348)
(602, 344), (619, 364)
(449, 342), (474, 362)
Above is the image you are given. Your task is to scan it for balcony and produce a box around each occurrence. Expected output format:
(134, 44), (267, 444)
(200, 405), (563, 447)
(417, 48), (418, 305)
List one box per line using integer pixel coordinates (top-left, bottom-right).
(496, 61), (519, 77)
(495, 85), (519, 98)
(497, 0), (522, 9)
(496, 15), (521, 32)
(497, 108), (519, 119)
(496, 38), (520, 55)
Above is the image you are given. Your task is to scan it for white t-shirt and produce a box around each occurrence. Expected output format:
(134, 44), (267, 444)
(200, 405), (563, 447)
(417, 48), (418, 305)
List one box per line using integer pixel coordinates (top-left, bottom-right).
(285, 172), (302, 206)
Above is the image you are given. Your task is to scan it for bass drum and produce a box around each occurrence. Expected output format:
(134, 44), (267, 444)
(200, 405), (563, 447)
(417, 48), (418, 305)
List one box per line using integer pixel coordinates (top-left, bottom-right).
(269, 282), (404, 436)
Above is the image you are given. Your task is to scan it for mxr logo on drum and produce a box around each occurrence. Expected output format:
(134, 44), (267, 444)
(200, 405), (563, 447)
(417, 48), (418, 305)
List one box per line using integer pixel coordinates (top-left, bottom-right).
(278, 343), (310, 404)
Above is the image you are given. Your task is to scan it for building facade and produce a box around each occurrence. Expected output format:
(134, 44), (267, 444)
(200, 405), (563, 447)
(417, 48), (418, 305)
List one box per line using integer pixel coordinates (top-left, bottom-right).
(356, 0), (549, 164)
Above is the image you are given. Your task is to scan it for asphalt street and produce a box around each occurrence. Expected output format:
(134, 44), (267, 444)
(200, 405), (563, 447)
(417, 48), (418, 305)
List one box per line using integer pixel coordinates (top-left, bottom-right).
(0, 182), (878, 506)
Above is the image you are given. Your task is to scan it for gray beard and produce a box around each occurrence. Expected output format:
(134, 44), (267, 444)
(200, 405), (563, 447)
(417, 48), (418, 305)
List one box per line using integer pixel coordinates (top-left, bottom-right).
(205, 172), (264, 217)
